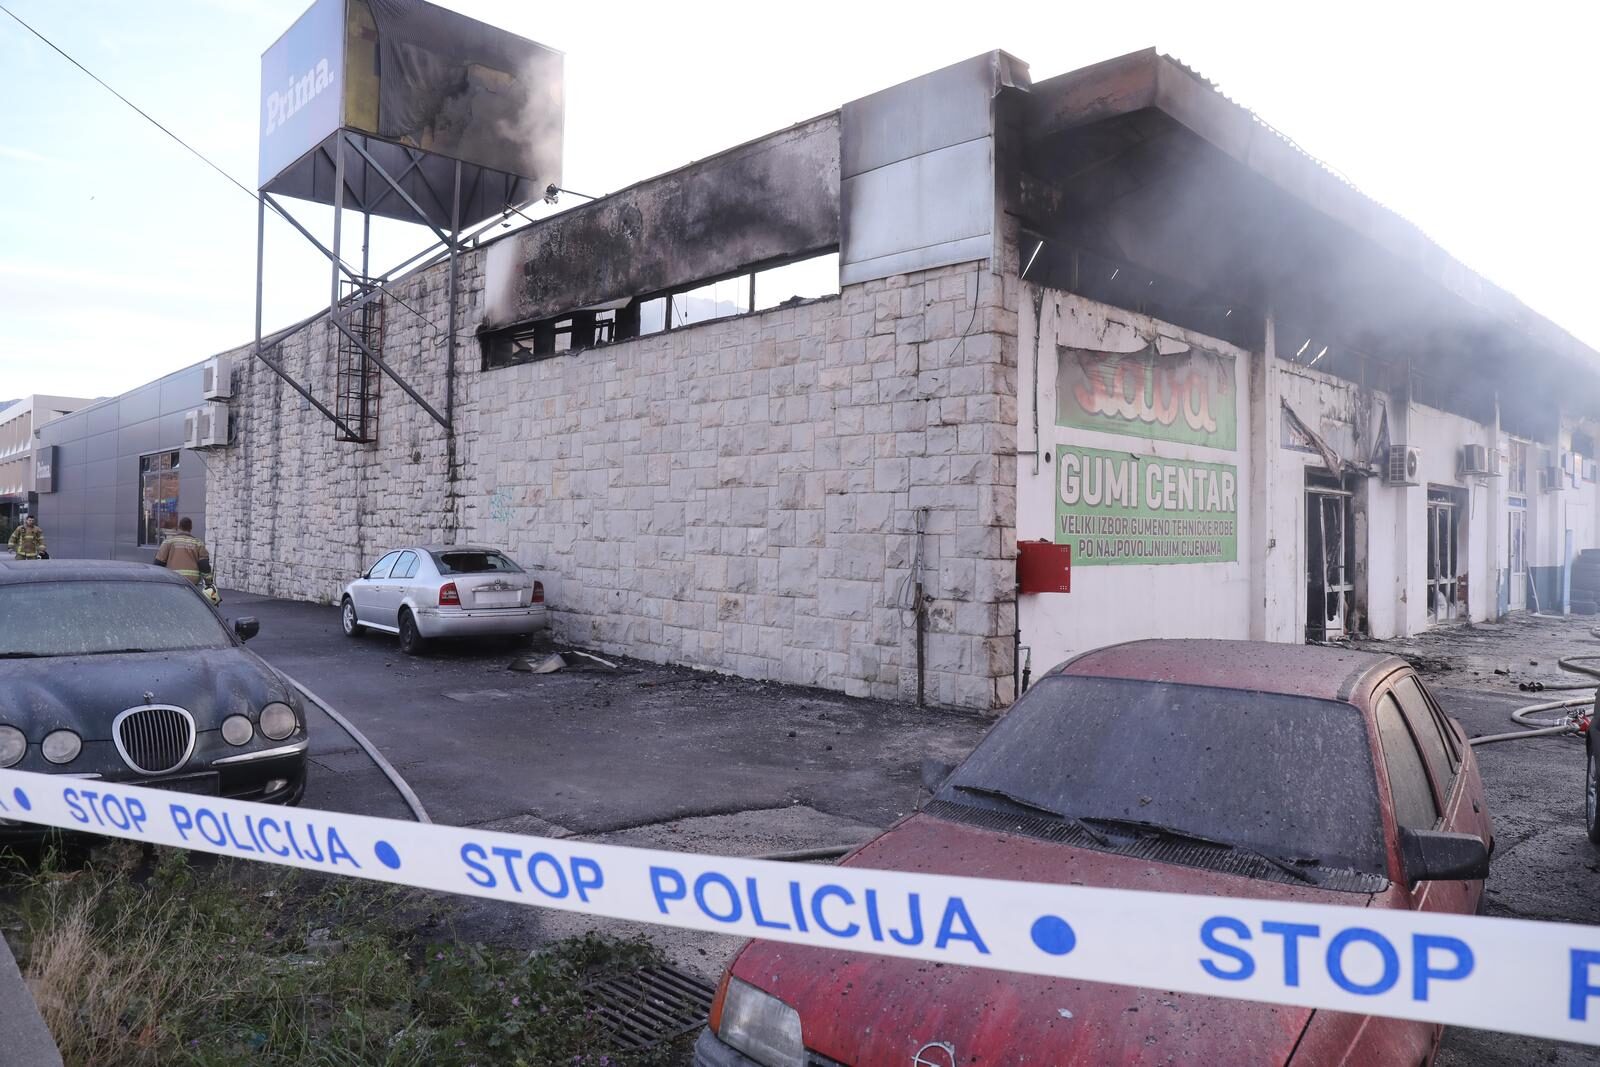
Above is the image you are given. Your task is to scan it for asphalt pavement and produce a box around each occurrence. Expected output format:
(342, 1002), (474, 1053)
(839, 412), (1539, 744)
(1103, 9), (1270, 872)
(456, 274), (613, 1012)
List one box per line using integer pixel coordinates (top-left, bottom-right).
(220, 590), (1600, 1061)
(218, 590), (989, 835)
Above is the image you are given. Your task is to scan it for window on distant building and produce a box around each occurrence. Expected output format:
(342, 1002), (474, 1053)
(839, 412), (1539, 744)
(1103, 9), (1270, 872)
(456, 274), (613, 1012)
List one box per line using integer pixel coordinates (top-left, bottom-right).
(138, 451), (180, 547)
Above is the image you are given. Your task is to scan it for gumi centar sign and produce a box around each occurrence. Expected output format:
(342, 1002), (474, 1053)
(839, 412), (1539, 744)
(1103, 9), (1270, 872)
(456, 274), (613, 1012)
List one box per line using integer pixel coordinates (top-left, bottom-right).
(1057, 339), (1237, 450)
(1053, 338), (1239, 564)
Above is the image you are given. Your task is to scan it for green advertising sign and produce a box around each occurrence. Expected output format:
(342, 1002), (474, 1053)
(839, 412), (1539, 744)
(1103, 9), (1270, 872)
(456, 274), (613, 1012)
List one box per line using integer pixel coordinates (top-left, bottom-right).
(1056, 445), (1239, 565)
(1057, 343), (1237, 449)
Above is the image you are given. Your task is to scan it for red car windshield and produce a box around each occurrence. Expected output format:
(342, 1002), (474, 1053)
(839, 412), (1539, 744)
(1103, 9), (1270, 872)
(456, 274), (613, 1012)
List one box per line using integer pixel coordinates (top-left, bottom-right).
(937, 675), (1388, 878)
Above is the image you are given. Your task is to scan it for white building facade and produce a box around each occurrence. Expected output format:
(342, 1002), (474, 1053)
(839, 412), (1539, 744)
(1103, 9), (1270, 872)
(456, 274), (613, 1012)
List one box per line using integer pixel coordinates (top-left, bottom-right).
(200, 49), (1600, 711)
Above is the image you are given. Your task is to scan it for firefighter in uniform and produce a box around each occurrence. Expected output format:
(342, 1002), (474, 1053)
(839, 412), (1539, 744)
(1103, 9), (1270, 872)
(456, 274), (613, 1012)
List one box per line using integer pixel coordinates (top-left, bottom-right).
(155, 517), (217, 602)
(7, 515), (45, 559)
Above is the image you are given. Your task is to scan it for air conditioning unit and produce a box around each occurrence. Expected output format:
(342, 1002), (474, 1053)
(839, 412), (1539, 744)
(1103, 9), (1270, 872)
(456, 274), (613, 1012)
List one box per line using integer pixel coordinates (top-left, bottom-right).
(1460, 444), (1490, 476)
(1487, 449), (1505, 477)
(1540, 465), (1562, 492)
(185, 401), (229, 449)
(202, 356), (233, 400)
(1385, 445), (1421, 486)
(1586, 459), (1598, 483)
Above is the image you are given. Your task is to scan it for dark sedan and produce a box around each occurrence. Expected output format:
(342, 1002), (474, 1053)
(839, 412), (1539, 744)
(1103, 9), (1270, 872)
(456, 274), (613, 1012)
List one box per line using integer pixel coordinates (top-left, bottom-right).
(0, 560), (308, 825)
(697, 640), (1492, 1067)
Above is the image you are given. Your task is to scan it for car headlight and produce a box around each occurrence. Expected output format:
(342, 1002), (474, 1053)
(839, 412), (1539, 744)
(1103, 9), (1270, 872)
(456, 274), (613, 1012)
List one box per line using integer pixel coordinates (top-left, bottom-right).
(0, 726), (25, 768)
(221, 715), (254, 746)
(260, 702), (297, 741)
(718, 977), (804, 1067)
(41, 730), (81, 765)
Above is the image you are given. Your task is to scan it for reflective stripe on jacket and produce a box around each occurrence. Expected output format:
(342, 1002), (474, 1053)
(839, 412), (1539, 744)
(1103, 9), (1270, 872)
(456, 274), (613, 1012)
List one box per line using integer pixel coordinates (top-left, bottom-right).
(155, 533), (209, 581)
(7, 525), (44, 557)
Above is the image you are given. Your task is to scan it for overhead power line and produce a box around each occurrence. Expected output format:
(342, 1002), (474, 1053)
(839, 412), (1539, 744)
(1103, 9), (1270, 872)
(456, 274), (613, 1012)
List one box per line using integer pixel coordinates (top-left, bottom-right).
(0, 2), (451, 338)
(0, 2), (256, 201)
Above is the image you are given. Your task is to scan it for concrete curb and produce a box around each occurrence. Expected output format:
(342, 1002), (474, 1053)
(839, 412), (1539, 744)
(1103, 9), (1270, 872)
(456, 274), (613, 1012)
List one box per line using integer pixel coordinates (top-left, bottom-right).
(0, 935), (61, 1067)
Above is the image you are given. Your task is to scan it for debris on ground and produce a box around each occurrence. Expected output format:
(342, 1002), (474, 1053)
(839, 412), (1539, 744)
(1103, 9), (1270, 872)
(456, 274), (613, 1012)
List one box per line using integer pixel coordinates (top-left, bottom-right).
(508, 650), (624, 673)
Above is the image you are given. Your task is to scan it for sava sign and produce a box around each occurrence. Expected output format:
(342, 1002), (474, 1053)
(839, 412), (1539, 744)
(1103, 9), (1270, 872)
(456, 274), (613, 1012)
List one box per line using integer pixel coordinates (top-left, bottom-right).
(1056, 445), (1239, 565)
(1058, 341), (1237, 450)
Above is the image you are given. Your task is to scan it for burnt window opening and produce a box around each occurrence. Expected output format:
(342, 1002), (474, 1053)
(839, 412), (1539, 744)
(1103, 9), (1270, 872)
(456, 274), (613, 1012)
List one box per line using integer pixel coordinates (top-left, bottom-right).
(1426, 486), (1465, 624)
(1273, 323), (1376, 386)
(638, 251), (841, 337)
(1305, 470), (1361, 642)
(481, 251), (840, 371)
(1508, 440), (1530, 496)
(482, 305), (637, 369)
(1015, 234), (1263, 351)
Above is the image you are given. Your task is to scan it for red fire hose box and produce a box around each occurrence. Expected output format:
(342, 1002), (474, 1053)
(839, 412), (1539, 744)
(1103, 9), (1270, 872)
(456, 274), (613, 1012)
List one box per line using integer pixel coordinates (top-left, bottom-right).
(1017, 540), (1071, 594)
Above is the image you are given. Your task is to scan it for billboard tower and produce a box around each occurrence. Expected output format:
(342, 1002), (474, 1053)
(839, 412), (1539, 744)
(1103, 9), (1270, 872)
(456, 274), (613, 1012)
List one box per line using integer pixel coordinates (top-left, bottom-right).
(253, 0), (563, 443)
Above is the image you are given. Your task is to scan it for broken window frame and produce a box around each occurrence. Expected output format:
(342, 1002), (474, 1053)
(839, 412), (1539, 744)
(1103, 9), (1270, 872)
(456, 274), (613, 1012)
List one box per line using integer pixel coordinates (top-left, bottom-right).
(480, 249), (839, 371)
(1305, 471), (1358, 642)
(1425, 486), (1463, 623)
(1014, 235), (1263, 351)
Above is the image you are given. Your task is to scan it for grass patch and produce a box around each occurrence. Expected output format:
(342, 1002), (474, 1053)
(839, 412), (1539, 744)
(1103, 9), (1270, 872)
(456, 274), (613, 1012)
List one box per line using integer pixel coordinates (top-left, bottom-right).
(0, 843), (680, 1067)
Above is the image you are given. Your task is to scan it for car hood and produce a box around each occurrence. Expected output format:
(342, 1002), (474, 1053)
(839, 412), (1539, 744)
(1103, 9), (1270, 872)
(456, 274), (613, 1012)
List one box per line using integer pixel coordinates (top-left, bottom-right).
(0, 648), (288, 738)
(729, 813), (1376, 1067)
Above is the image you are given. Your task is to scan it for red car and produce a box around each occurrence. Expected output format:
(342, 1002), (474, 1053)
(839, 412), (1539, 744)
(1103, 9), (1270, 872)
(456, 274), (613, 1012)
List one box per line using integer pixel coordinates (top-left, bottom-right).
(695, 640), (1492, 1067)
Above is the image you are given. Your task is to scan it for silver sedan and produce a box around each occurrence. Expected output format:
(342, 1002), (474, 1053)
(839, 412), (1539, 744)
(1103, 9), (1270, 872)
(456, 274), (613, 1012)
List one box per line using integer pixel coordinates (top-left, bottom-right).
(339, 545), (547, 655)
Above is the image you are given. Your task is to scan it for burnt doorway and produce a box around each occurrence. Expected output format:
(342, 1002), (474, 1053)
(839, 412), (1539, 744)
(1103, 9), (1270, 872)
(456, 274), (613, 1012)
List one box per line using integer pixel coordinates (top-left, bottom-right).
(1426, 487), (1464, 623)
(1306, 472), (1358, 641)
(1508, 506), (1527, 612)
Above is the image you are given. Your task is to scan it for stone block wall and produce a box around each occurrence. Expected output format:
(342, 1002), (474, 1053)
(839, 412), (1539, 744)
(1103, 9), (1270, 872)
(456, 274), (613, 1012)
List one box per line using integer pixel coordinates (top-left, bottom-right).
(209, 250), (1020, 710)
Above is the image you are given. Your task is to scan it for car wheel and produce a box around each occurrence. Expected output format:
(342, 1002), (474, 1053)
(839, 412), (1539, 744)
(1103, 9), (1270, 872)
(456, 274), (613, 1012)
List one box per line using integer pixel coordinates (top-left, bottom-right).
(1587, 745), (1600, 846)
(341, 598), (363, 638)
(398, 609), (426, 656)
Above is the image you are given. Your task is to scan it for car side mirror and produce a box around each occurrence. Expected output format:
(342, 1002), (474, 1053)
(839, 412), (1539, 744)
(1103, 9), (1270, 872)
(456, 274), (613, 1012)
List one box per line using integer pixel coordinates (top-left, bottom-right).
(1398, 827), (1489, 882)
(920, 758), (956, 793)
(234, 617), (260, 642)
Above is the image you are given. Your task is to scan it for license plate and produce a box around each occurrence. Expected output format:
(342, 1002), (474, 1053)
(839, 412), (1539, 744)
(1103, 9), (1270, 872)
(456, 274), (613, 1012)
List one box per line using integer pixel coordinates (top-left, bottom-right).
(475, 591), (519, 607)
(145, 772), (220, 796)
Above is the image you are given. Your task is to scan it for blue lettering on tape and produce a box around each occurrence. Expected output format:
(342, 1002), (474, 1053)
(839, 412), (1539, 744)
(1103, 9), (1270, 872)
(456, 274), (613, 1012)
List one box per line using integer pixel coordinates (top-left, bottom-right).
(1412, 934), (1473, 1001)
(1201, 916), (1255, 981)
(455, 842), (604, 902)
(1262, 921), (1320, 988)
(62, 788), (149, 835)
(645, 870), (986, 955)
(166, 802), (359, 869)
(1571, 949), (1600, 1021)
(1326, 927), (1399, 996)
(695, 873), (742, 923)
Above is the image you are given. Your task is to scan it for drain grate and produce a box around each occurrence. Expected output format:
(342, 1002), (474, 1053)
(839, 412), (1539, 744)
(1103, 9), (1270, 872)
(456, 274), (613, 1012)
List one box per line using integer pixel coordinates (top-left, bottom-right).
(583, 963), (716, 1051)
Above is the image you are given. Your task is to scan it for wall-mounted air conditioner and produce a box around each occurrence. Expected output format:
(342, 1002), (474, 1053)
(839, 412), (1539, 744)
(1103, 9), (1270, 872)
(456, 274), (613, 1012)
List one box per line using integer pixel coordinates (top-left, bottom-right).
(1487, 449), (1505, 477)
(1385, 445), (1421, 486)
(1460, 444), (1490, 476)
(1586, 459), (1598, 483)
(202, 356), (233, 400)
(1539, 465), (1562, 492)
(184, 401), (229, 449)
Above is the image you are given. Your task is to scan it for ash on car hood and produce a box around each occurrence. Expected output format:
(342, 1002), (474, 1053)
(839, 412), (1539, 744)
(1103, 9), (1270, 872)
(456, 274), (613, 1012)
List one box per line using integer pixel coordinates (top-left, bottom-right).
(731, 814), (1375, 1067)
(2, 648), (287, 738)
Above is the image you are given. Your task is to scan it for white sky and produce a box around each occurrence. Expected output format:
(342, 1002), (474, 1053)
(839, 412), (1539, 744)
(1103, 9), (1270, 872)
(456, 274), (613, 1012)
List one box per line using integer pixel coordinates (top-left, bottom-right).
(0, 0), (1596, 401)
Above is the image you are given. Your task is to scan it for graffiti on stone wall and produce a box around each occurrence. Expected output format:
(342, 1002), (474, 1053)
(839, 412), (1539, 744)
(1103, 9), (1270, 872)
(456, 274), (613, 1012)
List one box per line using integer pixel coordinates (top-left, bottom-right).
(1057, 339), (1236, 450)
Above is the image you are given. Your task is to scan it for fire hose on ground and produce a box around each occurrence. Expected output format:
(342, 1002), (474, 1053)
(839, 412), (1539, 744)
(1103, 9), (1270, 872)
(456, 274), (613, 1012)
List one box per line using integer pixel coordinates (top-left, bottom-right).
(1467, 631), (1600, 747)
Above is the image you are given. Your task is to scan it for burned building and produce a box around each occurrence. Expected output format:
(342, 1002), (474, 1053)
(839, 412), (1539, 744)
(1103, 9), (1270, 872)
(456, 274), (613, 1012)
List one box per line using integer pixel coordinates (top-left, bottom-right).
(201, 47), (1600, 711)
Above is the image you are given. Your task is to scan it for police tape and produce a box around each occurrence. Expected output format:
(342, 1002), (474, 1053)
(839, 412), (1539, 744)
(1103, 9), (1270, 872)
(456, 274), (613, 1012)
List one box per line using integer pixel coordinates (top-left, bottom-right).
(0, 766), (1597, 1047)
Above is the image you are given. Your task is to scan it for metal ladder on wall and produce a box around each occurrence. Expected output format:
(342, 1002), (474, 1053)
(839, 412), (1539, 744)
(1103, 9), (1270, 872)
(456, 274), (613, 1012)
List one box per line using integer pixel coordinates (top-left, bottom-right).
(334, 280), (383, 443)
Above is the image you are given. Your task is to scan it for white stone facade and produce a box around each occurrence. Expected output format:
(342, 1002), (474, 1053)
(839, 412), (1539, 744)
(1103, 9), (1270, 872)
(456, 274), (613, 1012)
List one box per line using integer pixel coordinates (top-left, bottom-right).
(208, 254), (1022, 710)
